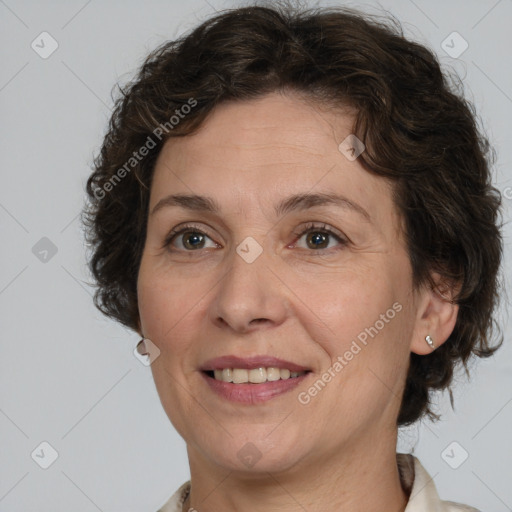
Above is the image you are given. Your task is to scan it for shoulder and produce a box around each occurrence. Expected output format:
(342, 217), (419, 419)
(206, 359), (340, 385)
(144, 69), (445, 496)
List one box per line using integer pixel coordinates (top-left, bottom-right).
(156, 481), (191, 512)
(399, 453), (481, 512)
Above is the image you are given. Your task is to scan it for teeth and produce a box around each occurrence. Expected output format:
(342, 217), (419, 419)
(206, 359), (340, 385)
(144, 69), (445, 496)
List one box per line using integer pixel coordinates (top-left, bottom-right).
(210, 367), (307, 383)
(267, 367), (281, 381)
(233, 369), (249, 383)
(280, 368), (291, 379)
(249, 368), (266, 384)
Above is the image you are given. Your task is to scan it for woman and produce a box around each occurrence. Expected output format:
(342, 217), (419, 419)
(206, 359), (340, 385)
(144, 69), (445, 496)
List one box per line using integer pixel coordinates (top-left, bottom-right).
(82, 3), (503, 511)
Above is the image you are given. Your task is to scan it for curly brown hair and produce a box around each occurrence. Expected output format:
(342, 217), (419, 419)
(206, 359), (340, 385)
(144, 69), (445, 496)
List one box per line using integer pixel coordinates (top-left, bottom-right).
(81, 2), (503, 426)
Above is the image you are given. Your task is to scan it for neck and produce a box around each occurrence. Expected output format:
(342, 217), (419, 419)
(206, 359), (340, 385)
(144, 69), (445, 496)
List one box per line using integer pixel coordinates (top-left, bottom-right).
(184, 431), (409, 512)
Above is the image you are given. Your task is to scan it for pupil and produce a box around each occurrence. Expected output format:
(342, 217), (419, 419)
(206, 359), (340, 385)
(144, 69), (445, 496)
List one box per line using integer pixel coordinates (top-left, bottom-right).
(308, 232), (327, 249)
(184, 232), (204, 249)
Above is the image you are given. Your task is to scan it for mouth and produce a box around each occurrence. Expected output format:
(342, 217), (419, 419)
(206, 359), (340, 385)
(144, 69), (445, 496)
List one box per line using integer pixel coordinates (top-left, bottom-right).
(203, 368), (309, 383)
(200, 354), (311, 380)
(199, 355), (312, 403)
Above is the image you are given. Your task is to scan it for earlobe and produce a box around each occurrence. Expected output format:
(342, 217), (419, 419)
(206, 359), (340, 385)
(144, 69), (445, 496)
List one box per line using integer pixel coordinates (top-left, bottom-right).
(410, 274), (459, 355)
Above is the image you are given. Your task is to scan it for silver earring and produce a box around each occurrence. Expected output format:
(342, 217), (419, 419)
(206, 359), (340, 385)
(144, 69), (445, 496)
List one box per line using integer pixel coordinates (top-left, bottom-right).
(425, 335), (435, 349)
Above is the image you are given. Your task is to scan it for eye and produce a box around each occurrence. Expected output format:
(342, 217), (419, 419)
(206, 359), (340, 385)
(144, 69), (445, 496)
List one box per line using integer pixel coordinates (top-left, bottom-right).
(163, 224), (219, 251)
(292, 222), (348, 251)
(162, 222), (348, 253)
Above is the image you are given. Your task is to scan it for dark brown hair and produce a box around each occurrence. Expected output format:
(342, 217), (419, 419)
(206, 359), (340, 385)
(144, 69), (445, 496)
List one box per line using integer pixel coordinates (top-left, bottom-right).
(82, 2), (503, 426)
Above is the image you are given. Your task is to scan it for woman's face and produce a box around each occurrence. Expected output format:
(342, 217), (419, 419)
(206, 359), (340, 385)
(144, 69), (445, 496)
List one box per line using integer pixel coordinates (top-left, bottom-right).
(137, 91), (425, 473)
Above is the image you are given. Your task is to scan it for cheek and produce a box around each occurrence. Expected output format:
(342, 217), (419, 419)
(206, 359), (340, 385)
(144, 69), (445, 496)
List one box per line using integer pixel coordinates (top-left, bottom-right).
(137, 262), (188, 349)
(137, 261), (215, 376)
(137, 266), (201, 436)
(292, 264), (412, 402)
(291, 265), (400, 345)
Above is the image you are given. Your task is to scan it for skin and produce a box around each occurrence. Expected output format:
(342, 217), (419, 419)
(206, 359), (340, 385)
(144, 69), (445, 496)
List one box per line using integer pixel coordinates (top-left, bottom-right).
(136, 91), (458, 512)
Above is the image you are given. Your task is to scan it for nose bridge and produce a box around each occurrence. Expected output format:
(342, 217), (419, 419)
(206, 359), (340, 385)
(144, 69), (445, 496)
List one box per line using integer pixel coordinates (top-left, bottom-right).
(210, 238), (287, 332)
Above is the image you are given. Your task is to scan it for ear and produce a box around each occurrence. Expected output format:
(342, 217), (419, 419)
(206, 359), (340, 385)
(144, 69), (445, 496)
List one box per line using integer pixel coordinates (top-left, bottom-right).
(410, 273), (459, 355)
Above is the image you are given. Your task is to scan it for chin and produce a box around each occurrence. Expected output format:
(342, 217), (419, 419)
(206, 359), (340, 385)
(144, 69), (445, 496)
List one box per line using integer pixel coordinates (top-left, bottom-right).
(196, 431), (308, 474)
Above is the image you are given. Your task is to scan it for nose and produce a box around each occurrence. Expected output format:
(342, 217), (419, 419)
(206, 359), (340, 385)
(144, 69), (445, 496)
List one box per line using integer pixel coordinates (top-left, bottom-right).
(209, 241), (290, 334)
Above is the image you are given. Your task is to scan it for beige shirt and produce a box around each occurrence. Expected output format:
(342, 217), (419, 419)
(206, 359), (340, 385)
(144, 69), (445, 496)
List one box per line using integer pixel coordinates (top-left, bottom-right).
(156, 453), (480, 512)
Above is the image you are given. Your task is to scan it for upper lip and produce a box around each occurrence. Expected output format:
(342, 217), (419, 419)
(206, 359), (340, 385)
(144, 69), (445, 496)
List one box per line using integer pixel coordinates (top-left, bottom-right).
(200, 355), (310, 373)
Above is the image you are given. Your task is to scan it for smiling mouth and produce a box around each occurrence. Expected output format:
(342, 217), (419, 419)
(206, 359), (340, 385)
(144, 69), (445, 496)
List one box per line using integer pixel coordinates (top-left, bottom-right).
(204, 368), (310, 384)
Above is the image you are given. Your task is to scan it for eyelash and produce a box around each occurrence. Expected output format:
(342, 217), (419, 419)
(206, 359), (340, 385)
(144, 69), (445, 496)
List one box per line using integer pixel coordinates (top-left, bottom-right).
(163, 222), (348, 252)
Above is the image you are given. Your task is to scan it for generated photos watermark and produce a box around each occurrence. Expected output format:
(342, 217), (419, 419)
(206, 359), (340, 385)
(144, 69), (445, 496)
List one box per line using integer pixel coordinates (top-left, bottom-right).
(93, 97), (197, 200)
(298, 301), (403, 405)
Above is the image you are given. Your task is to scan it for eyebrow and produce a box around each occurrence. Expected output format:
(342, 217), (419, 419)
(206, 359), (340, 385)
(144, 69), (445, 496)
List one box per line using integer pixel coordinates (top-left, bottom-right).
(150, 192), (371, 222)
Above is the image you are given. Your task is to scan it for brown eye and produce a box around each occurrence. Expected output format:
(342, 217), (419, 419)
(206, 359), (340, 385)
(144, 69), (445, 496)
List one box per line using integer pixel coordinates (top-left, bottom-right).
(163, 225), (218, 251)
(181, 231), (206, 250)
(305, 231), (330, 249)
(294, 223), (348, 251)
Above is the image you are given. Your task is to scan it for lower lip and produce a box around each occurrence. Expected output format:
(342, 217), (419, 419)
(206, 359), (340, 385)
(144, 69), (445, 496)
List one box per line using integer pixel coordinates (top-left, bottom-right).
(201, 371), (309, 404)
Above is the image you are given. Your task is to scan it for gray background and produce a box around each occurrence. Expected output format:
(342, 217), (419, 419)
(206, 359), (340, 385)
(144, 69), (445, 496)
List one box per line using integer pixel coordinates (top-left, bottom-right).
(1, 0), (511, 511)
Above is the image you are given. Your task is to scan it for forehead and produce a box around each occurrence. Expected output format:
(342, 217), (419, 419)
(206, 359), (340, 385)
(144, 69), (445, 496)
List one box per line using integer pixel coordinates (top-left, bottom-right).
(158, 92), (355, 168)
(150, 91), (400, 232)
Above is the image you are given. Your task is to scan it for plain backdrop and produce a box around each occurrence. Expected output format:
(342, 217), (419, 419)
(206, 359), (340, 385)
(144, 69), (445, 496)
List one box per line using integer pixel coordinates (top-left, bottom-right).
(1, 0), (511, 511)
